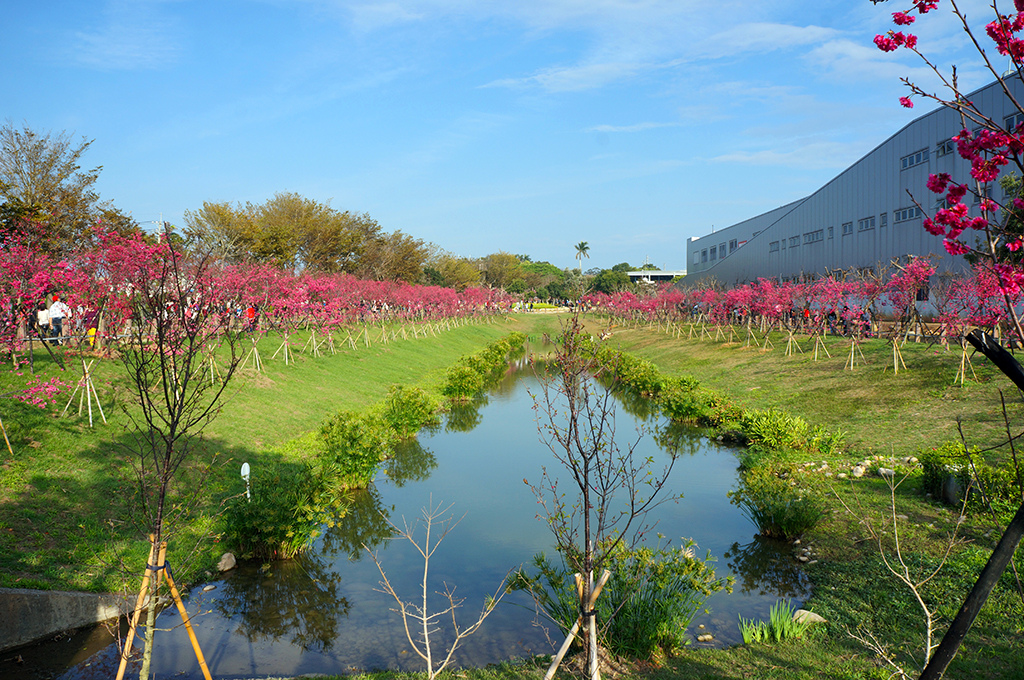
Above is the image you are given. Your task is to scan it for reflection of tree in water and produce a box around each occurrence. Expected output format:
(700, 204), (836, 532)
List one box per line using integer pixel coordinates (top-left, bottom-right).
(724, 537), (810, 598)
(320, 485), (394, 561)
(653, 422), (708, 457)
(383, 438), (438, 487)
(214, 554), (347, 652)
(445, 399), (485, 432)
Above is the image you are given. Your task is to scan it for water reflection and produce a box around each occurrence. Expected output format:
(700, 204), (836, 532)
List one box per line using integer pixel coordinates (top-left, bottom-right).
(212, 557), (347, 652)
(320, 486), (393, 561)
(445, 400), (485, 432)
(383, 438), (438, 487)
(724, 537), (810, 598)
(653, 421), (709, 457)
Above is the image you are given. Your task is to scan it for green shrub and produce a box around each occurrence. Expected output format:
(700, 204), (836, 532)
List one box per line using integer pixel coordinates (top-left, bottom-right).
(920, 440), (1021, 511)
(221, 455), (344, 560)
(320, 409), (394, 489)
(381, 385), (441, 439)
(739, 408), (809, 451)
(510, 541), (730, 659)
(441, 364), (485, 400)
(440, 332), (527, 400)
(729, 466), (828, 540)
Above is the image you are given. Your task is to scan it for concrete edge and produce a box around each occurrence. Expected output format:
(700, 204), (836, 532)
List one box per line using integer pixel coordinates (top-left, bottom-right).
(0, 587), (133, 652)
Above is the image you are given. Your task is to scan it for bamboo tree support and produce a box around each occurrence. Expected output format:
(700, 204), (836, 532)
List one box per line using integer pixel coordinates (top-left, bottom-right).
(346, 330), (358, 350)
(844, 338), (867, 370)
(784, 330), (805, 356)
(954, 339), (979, 386)
(0, 411), (13, 458)
(378, 326), (388, 344)
(889, 337), (908, 375)
(812, 333), (831, 361)
(271, 333), (292, 365)
(115, 539), (213, 680)
(241, 338), (264, 372)
(761, 331), (775, 351)
(325, 333), (337, 355)
(401, 325), (409, 340)
(543, 569), (612, 680)
(60, 359), (107, 426)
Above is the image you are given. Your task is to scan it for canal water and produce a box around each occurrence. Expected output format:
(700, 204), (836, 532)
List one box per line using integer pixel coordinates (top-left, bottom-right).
(13, 361), (808, 679)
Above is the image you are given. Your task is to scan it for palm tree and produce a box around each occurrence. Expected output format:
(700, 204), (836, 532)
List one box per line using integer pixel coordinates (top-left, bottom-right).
(574, 241), (590, 271)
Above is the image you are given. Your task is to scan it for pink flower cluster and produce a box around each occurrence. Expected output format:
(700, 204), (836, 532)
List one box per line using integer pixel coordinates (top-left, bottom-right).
(874, 31), (918, 52)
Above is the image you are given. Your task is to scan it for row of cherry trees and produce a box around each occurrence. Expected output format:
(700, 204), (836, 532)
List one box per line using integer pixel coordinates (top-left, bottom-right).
(583, 258), (1022, 344)
(0, 221), (514, 362)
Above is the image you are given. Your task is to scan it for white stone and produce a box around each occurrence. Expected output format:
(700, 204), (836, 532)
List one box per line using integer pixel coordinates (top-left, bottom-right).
(851, 465), (866, 478)
(793, 609), (826, 624)
(217, 552), (237, 572)
(203, 584), (216, 592)
(878, 468), (896, 478)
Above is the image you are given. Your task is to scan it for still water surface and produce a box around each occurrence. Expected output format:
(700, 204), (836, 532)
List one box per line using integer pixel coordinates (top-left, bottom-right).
(39, 362), (809, 679)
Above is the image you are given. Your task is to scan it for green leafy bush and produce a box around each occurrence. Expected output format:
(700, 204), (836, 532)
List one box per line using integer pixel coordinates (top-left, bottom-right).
(221, 451), (345, 560)
(440, 332), (527, 400)
(729, 467), (828, 540)
(320, 409), (394, 489)
(510, 541), (730, 659)
(381, 385), (441, 439)
(920, 440), (1020, 511)
(739, 408), (809, 452)
(441, 364), (485, 400)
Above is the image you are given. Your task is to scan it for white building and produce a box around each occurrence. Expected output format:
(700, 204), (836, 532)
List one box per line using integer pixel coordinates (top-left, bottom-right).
(685, 78), (1024, 285)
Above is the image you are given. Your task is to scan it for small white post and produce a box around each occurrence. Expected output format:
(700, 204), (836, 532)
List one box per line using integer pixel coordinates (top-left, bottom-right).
(241, 462), (251, 501)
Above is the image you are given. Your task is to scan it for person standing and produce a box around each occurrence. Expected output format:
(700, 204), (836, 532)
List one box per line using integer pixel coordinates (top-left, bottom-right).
(36, 301), (50, 337)
(49, 295), (72, 345)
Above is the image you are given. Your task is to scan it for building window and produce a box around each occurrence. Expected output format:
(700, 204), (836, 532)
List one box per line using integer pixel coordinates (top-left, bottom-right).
(781, 239), (786, 249)
(789, 236), (800, 248)
(842, 221), (853, 235)
(769, 241), (780, 252)
(719, 242), (726, 256)
(828, 226), (834, 239)
(858, 216), (876, 231)
(693, 251), (700, 265)
(701, 249), (708, 263)
(894, 206), (923, 222)
(729, 239), (738, 253)
(710, 246), (717, 261)
(880, 212), (888, 228)
(936, 139), (955, 157)
(803, 229), (823, 244)
(901, 148), (929, 170)
(974, 184), (990, 204)
(1006, 112), (1024, 132)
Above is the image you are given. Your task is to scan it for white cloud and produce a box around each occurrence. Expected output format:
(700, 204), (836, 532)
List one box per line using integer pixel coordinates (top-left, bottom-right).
(72, 0), (181, 70)
(586, 122), (679, 133)
(710, 141), (862, 171)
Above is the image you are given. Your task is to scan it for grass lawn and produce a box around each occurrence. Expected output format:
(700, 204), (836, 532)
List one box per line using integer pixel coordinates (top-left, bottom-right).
(2, 311), (1022, 679)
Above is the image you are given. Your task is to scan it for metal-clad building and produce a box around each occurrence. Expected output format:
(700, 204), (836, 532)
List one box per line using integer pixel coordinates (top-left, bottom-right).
(685, 78), (1024, 285)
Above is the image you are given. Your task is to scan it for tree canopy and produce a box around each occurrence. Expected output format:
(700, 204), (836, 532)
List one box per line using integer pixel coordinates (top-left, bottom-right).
(0, 121), (135, 252)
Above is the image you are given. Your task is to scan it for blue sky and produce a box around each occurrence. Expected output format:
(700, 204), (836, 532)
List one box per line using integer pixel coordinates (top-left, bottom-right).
(1, 0), (1002, 270)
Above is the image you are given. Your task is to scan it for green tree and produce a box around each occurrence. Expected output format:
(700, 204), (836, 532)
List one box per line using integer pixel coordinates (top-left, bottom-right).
(480, 251), (523, 290)
(425, 251), (482, 290)
(592, 268), (631, 294)
(611, 262), (634, 272)
(0, 121), (126, 252)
